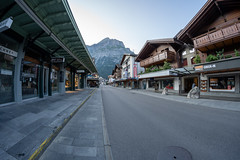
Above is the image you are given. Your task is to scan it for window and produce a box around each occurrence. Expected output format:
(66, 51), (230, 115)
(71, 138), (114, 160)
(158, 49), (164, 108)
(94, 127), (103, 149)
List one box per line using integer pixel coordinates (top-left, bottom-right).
(148, 79), (155, 88)
(189, 48), (195, 53)
(209, 76), (235, 92)
(160, 79), (174, 89)
(0, 52), (15, 104)
(22, 61), (39, 99)
(183, 58), (188, 66)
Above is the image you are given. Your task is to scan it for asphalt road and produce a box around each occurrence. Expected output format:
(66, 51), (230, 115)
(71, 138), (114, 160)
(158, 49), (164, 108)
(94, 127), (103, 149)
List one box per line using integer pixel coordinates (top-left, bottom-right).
(101, 86), (240, 160)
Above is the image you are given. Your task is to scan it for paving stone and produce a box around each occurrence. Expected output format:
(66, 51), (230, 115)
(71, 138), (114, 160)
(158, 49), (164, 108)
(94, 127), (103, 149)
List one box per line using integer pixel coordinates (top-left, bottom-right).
(54, 136), (74, 145)
(0, 149), (17, 160)
(72, 146), (97, 157)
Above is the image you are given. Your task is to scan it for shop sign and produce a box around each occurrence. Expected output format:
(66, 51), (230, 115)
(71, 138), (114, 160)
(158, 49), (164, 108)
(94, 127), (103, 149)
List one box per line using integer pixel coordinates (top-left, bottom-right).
(22, 72), (35, 78)
(0, 17), (13, 33)
(0, 69), (12, 75)
(203, 64), (216, 69)
(195, 65), (203, 71)
(77, 70), (85, 73)
(0, 45), (18, 57)
(51, 57), (65, 63)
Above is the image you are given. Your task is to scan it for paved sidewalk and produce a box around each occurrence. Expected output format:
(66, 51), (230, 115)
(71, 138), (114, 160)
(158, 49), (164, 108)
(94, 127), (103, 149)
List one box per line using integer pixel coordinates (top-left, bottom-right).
(39, 89), (106, 160)
(0, 89), (94, 160)
(130, 89), (240, 112)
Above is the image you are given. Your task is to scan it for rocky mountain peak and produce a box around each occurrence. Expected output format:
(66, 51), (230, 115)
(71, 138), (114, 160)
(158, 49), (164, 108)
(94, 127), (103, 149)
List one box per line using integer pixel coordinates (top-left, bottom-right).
(87, 38), (134, 79)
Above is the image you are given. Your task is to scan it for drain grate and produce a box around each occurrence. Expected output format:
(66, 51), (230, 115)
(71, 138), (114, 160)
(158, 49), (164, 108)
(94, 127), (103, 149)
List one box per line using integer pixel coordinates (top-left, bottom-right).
(157, 146), (192, 160)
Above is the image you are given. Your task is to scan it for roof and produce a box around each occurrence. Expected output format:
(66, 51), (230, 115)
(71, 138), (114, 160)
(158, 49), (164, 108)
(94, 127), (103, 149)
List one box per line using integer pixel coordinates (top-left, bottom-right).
(120, 53), (137, 65)
(135, 38), (183, 62)
(176, 0), (240, 44)
(0, 0), (97, 73)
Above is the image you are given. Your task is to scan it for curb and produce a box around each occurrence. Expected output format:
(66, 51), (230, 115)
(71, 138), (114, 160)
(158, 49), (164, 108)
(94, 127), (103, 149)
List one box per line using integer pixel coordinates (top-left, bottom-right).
(101, 88), (113, 160)
(28, 89), (97, 160)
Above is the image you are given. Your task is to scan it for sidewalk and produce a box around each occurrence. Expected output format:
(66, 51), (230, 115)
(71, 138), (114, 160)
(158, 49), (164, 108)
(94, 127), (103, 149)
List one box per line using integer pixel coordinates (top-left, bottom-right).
(39, 88), (107, 160)
(0, 89), (95, 160)
(130, 89), (240, 112)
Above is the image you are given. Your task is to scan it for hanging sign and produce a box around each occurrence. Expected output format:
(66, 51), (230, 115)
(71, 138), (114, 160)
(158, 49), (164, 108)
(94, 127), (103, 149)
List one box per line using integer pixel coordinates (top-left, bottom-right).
(0, 45), (18, 57)
(77, 70), (85, 73)
(0, 17), (13, 33)
(51, 57), (65, 63)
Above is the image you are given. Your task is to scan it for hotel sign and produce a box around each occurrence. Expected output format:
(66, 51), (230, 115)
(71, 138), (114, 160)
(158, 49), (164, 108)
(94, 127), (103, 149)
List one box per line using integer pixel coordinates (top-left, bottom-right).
(0, 17), (13, 33)
(0, 45), (18, 57)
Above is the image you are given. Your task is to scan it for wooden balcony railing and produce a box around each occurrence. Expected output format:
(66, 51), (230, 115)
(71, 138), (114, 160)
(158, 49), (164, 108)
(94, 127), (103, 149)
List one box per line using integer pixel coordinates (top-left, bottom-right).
(140, 51), (175, 67)
(193, 22), (240, 48)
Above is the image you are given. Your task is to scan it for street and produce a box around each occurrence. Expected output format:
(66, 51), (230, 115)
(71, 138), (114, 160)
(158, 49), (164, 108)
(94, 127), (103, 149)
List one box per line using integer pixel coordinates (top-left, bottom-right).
(101, 86), (240, 160)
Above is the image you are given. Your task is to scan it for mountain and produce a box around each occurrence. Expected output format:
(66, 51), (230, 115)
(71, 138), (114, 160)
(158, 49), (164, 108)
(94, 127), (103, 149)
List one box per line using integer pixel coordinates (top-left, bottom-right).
(87, 38), (134, 79)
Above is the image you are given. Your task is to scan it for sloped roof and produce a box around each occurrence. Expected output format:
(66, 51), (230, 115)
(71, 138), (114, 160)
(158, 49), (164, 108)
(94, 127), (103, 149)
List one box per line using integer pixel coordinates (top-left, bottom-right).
(135, 38), (182, 62)
(120, 53), (137, 65)
(176, 0), (240, 44)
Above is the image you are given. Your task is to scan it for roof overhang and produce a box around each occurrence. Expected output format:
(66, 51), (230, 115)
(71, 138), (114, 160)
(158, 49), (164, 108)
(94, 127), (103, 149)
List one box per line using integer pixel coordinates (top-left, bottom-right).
(1, 0), (97, 73)
(136, 38), (183, 62)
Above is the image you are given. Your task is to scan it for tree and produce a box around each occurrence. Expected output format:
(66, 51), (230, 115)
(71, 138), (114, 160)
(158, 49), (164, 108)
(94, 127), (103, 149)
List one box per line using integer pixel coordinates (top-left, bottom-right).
(163, 61), (171, 70)
(193, 55), (201, 64)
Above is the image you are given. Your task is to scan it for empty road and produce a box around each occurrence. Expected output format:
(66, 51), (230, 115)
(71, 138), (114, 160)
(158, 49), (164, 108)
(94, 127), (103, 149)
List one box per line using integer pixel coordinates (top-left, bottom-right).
(101, 86), (240, 160)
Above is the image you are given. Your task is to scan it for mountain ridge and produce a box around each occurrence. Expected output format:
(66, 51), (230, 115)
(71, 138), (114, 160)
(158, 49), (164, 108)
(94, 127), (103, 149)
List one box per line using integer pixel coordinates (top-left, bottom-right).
(87, 38), (134, 79)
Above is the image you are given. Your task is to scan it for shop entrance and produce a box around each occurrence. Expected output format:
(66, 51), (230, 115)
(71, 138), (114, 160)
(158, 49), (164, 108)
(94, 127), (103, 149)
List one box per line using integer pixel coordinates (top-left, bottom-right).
(184, 77), (198, 93)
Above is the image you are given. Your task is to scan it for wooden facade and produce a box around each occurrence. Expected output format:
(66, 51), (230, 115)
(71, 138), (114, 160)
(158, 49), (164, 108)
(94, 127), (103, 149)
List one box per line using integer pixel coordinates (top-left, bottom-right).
(136, 39), (182, 69)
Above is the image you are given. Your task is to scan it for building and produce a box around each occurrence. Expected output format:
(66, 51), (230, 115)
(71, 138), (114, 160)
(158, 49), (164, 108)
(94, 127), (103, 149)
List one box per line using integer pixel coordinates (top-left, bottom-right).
(176, 0), (240, 97)
(0, 0), (97, 105)
(120, 53), (143, 89)
(136, 38), (187, 93)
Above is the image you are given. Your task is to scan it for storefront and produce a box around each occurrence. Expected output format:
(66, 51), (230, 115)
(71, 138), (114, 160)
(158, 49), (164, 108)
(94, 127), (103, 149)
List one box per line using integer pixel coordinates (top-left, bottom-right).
(21, 61), (39, 99)
(183, 76), (198, 93)
(51, 68), (58, 93)
(194, 57), (240, 97)
(75, 74), (78, 89)
(65, 70), (71, 91)
(0, 45), (17, 104)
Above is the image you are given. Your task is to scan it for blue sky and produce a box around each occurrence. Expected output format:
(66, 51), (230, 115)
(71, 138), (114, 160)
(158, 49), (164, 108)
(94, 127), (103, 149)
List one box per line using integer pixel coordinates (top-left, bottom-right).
(68, 0), (207, 54)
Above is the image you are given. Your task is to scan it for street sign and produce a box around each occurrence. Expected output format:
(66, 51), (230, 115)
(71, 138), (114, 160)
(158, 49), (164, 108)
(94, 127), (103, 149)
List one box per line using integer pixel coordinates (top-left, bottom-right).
(0, 17), (13, 33)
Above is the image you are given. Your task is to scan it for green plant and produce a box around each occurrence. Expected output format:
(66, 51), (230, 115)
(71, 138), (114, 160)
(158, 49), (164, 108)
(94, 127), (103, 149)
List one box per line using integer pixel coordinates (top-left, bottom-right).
(234, 49), (240, 56)
(206, 54), (218, 62)
(216, 49), (224, 60)
(163, 61), (171, 70)
(193, 55), (201, 64)
(225, 55), (232, 59)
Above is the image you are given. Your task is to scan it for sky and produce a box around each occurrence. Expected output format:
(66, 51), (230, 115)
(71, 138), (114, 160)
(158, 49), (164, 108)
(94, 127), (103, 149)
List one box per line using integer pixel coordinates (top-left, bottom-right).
(68, 0), (207, 54)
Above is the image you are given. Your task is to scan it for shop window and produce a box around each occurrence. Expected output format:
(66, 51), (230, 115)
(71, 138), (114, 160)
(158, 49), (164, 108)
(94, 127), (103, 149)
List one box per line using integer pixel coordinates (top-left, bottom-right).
(65, 71), (71, 91)
(75, 74), (78, 89)
(22, 61), (39, 99)
(160, 79), (174, 89)
(209, 76), (235, 92)
(52, 69), (58, 93)
(148, 79), (155, 88)
(0, 52), (15, 104)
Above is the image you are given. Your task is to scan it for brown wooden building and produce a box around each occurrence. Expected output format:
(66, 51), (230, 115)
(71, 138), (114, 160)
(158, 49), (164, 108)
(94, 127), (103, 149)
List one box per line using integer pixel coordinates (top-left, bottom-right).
(176, 0), (240, 97)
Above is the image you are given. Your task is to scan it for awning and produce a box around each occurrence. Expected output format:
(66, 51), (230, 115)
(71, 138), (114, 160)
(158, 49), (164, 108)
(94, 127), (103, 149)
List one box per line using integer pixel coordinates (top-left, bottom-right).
(1, 0), (97, 73)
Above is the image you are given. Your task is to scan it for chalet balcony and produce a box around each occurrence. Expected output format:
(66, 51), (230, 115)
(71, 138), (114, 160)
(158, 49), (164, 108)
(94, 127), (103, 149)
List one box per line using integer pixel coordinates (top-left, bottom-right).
(140, 51), (175, 67)
(193, 22), (240, 50)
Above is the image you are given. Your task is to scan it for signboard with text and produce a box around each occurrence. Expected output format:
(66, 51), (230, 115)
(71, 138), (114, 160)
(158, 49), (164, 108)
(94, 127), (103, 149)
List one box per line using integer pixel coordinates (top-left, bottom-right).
(0, 17), (13, 33)
(51, 57), (65, 63)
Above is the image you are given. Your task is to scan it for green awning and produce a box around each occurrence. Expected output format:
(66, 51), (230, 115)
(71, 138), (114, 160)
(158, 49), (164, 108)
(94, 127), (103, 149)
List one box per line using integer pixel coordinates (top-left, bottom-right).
(0, 0), (97, 73)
